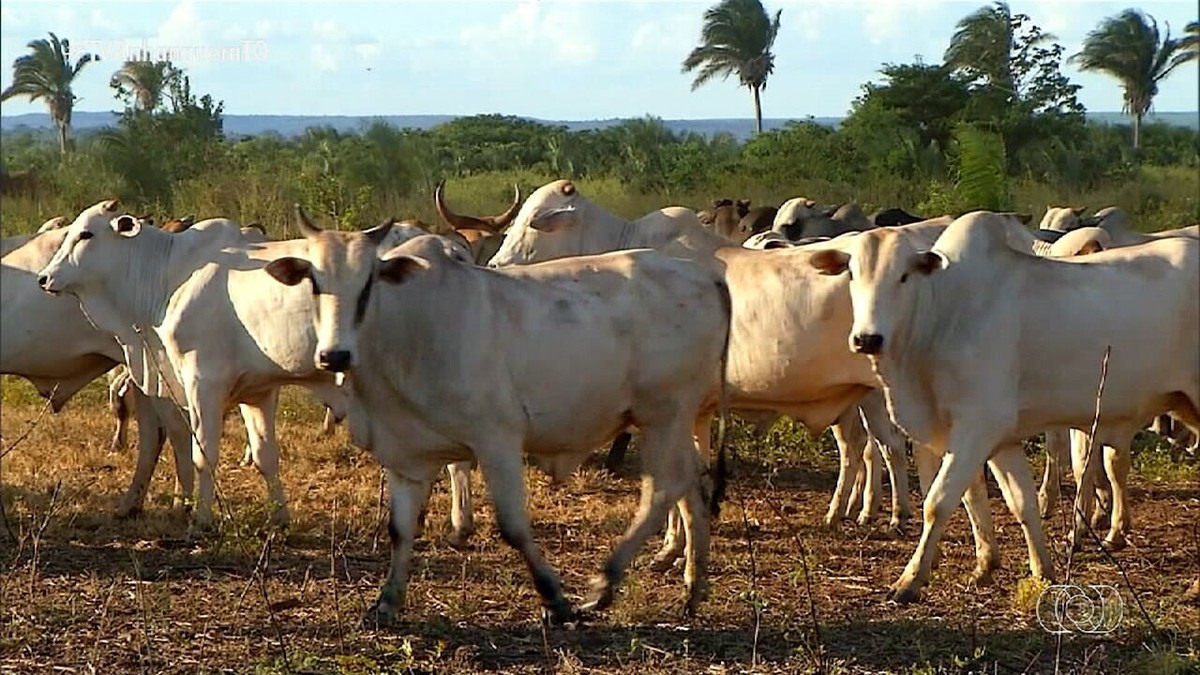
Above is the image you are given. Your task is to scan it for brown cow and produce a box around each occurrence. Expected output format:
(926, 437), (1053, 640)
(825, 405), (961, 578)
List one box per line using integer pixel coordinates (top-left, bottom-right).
(434, 180), (522, 264)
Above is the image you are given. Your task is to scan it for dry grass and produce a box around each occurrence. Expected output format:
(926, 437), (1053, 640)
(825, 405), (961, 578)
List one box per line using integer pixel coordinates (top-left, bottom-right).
(1, 377), (1197, 674)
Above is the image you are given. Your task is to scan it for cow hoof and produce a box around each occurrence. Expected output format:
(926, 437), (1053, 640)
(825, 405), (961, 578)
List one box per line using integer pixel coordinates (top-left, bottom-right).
(820, 518), (841, 532)
(581, 580), (615, 614)
(542, 599), (577, 626)
(969, 566), (995, 587)
(682, 581), (708, 618)
(363, 601), (401, 628)
(115, 503), (142, 519)
(1101, 536), (1126, 552)
(888, 584), (922, 604)
(648, 549), (682, 573)
(444, 529), (474, 550)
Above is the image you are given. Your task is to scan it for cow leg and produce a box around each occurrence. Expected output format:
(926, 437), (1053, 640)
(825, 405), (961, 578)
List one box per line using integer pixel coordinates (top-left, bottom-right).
(1068, 428), (1103, 551)
(475, 445), (573, 625)
(116, 387), (167, 518)
(649, 507), (685, 572)
(159, 398), (195, 512)
(1101, 440), (1132, 551)
(825, 410), (867, 529)
(367, 469), (432, 626)
(861, 399), (912, 529)
(321, 407), (337, 436)
(909, 442), (996, 578)
(185, 378), (226, 530)
(238, 392), (290, 528)
(987, 444), (1055, 583)
(962, 471), (1001, 585)
(604, 431), (633, 473)
(108, 373), (133, 453)
(444, 461), (475, 548)
(585, 417), (703, 615)
(1039, 428), (1068, 519)
(650, 410), (716, 573)
(856, 435), (884, 525)
(890, 428), (998, 603)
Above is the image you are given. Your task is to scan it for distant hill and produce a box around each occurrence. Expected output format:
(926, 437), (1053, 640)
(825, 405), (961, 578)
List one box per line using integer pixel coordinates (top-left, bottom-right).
(1, 110), (1196, 141)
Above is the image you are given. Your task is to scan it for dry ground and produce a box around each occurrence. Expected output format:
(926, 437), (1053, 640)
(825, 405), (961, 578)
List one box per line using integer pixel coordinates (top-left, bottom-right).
(1, 380), (1197, 674)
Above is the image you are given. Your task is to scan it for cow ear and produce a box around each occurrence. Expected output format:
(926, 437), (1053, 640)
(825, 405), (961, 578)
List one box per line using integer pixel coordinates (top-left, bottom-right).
(1079, 239), (1105, 255)
(378, 255), (430, 284)
(911, 250), (947, 276)
(1015, 213), (1033, 225)
(264, 257), (312, 286)
(1071, 206), (1086, 217)
(102, 198), (120, 213)
(809, 249), (850, 275)
(112, 215), (141, 237)
(820, 205), (838, 218)
(764, 240), (790, 250)
(530, 207), (575, 232)
(364, 219), (396, 247)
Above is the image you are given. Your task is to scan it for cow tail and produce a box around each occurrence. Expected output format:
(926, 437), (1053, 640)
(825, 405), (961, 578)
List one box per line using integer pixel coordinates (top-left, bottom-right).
(708, 278), (732, 518)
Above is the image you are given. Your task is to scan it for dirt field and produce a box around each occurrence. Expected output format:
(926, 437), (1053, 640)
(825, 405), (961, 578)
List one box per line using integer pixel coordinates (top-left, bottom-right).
(2, 381), (1197, 674)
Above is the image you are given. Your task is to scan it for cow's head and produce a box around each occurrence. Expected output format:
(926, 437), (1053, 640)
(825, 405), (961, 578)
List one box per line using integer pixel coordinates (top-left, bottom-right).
(1039, 205), (1086, 232)
(263, 206), (470, 373)
(434, 180), (522, 235)
(808, 228), (947, 356)
(487, 179), (595, 267)
(36, 216), (69, 233)
(37, 199), (129, 296)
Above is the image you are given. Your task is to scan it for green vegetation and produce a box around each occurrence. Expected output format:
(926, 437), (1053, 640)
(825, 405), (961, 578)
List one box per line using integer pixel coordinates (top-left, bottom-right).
(1, 5), (1197, 242)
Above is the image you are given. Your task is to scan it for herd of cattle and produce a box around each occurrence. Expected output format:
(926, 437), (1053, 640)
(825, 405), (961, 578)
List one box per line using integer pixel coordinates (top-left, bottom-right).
(3, 178), (1199, 625)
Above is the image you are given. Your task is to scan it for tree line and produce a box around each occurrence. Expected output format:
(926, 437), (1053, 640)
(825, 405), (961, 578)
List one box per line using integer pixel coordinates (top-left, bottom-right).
(0, 2), (1197, 232)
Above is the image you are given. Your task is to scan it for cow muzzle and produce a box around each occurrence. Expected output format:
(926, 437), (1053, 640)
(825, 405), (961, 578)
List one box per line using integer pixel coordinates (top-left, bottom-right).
(317, 349), (353, 373)
(851, 333), (885, 355)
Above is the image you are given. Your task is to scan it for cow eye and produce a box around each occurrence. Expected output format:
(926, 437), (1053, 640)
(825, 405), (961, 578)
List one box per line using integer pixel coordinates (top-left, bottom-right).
(78, 231), (94, 241)
(900, 273), (909, 284)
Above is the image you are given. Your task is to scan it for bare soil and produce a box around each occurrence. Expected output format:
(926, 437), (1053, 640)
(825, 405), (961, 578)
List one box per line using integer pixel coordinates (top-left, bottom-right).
(2, 383), (1197, 674)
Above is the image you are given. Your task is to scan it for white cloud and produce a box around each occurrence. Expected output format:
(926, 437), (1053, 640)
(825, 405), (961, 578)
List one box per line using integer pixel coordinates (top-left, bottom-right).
(312, 19), (348, 43)
(89, 9), (120, 35)
(355, 43), (382, 62)
(156, 0), (205, 47)
(631, 13), (698, 56)
(310, 44), (338, 73)
(460, 1), (597, 66)
(861, 0), (940, 46)
(793, 8), (822, 42)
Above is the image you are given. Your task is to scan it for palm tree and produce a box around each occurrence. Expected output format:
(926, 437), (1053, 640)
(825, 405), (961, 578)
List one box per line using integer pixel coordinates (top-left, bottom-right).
(944, 2), (1050, 100)
(1070, 10), (1199, 149)
(682, 0), (782, 135)
(110, 51), (180, 112)
(1, 33), (99, 154)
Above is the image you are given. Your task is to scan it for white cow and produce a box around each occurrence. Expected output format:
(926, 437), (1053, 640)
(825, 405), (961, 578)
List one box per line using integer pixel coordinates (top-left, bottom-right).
(262, 212), (732, 624)
(809, 211), (1199, 601)
(36, 200), (382, 528)
(486, 181), (978, 567)
(3, 226), (194, 516)
(742, 231), (794, 250)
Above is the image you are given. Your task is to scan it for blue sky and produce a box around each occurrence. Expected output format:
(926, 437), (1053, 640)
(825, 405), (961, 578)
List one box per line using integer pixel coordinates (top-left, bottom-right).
(1, 1), (1197, 120)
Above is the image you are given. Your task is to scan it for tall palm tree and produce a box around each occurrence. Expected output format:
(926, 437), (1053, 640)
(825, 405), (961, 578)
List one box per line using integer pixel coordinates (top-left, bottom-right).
(1, 32), (99, 154)
(110, 51), (180, 112)
(944, 1), (1050, 99)
(1071, 10), (1199, 149)
(682, 0), (782, 135)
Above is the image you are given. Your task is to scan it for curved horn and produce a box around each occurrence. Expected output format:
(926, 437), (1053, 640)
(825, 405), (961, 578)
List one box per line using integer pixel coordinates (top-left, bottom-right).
(294, 203), (322, 239)
(484, 183), (523, 230)
(433, 180), (484, 231)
